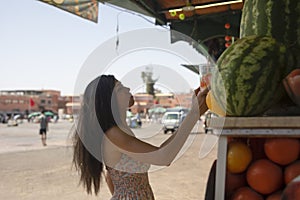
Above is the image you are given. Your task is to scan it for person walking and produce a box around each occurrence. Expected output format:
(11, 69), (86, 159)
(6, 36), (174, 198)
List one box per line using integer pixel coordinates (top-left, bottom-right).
(136, 112), (142, 127)
(39, 110), (48, 146)
(72, 75), (208, 199)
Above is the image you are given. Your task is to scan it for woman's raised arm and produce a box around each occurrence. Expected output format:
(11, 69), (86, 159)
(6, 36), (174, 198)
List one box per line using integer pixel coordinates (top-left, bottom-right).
(104, 88), (209, 166)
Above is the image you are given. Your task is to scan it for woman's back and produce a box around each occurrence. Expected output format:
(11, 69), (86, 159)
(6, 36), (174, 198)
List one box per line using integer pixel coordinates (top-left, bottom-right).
(106, 153), (154, 200)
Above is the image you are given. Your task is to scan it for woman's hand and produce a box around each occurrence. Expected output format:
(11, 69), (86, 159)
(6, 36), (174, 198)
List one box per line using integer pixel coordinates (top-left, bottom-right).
(192, 87), (209, 116)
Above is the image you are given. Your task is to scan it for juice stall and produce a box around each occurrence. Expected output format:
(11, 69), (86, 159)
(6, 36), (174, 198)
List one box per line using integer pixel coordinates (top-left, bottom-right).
(203, 0), (300, 199)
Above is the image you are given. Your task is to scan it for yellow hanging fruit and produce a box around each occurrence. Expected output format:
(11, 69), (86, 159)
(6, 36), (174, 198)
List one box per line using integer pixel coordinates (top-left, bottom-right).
(179, 13), (185, 20)
(170, 11), (177, 17)
(206, 90), (226, 116)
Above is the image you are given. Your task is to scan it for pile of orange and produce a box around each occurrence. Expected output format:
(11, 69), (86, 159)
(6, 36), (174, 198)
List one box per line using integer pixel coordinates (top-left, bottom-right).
(225, 138), (300, 200)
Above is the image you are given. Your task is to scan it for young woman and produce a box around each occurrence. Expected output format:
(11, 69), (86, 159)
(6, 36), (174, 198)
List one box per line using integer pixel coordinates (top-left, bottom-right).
(73, 75), (208, 199)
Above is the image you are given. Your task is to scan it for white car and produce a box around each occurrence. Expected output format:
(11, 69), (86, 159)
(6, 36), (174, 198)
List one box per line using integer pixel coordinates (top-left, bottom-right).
(161, 111), (185, 134)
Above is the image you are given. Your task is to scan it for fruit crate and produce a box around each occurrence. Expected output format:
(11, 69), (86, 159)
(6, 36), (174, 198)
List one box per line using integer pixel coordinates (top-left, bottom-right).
(208, 116), (300, 200)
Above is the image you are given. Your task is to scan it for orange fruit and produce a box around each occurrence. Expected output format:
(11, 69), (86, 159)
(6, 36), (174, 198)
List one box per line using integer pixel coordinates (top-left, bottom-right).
(246, 159), (283, 195)
(227, 141), (252, 173)
(284, 160), (300, 184)
(206, 90), (226, 116)
(264, 138), (300, 165)
(266, 190), (282, 200)
(231, 186), (264, 200)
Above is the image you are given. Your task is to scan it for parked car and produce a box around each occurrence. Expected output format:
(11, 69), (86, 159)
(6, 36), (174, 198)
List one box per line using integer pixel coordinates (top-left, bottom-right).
(161, 111), (184, 134)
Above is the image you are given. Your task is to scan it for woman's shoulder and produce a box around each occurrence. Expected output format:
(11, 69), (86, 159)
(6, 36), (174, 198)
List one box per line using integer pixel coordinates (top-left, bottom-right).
(105, 125), (122, 135)
(106, 125), (133, 135)
(105, 126), (135, 142)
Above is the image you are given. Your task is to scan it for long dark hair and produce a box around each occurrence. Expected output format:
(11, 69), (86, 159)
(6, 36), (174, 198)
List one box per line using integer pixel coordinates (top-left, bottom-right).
(72, 75), (117, 195)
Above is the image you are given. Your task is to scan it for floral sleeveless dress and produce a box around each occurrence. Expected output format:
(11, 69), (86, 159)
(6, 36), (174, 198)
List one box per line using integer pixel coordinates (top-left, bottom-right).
(106, 154), (155, 200)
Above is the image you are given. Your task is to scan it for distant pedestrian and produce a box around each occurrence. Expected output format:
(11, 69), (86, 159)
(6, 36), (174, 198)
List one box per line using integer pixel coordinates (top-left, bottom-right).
(53, 115), (59, 123)
(39, 111), (48, 146)
(136, 112), (142, 127)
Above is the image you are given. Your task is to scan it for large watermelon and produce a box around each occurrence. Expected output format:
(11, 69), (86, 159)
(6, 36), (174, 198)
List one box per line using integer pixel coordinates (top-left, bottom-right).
(211, 35), (294, 116)
(240, 0), (300, 70)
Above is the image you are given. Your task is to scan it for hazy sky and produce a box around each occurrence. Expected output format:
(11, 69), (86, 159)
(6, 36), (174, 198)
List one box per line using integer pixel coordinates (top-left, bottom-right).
(1, 0), (207, 96)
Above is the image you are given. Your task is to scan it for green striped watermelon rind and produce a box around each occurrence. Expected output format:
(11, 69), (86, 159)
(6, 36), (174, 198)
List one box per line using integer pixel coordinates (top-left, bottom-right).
(240, 0), (300, 71)
(211, 35), (292, 116)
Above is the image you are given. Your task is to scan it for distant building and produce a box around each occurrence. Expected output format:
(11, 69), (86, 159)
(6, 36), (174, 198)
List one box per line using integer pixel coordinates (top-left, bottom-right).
(155, 92), (193, 108)
(0, 88), (193, 117)
(131, 93), (154, 114)
(64, 95), (81, 115)
(0, 89), (61, 114)
(131, 91), (193, 114)
(155, 93), (175, 108)
(173, 92), (194, 108)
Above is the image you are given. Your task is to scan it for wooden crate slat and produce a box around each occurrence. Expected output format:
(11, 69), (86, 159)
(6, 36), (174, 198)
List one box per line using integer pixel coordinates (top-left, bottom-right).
(209, 116), (300, 129)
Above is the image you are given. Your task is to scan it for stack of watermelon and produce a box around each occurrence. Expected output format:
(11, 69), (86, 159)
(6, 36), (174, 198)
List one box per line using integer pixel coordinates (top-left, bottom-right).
(211, 0), (300, 116)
